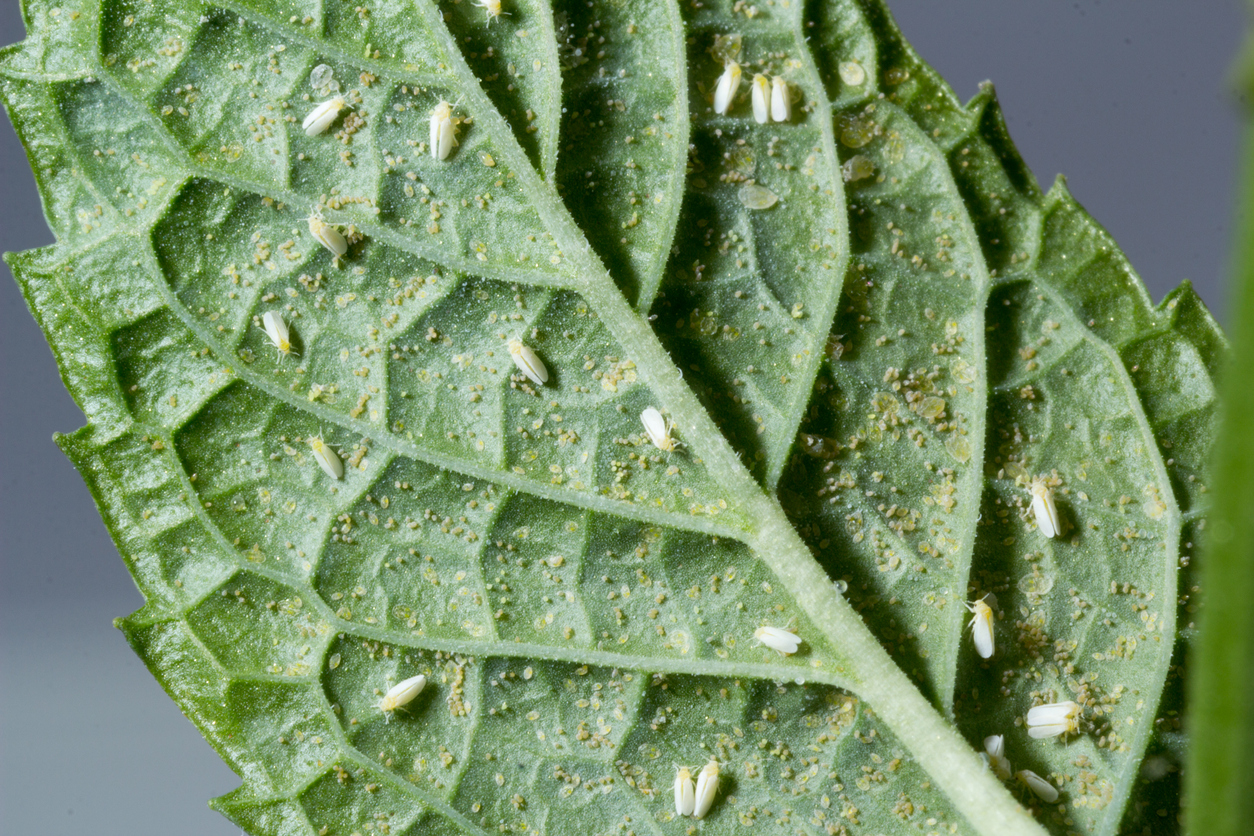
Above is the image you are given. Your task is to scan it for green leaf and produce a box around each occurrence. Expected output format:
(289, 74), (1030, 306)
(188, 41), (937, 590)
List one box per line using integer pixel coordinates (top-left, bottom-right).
(0, 1), (1224, 835)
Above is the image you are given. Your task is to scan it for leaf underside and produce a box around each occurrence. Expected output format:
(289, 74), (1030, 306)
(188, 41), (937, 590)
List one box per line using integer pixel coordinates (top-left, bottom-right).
(0, 1), (1223, 835)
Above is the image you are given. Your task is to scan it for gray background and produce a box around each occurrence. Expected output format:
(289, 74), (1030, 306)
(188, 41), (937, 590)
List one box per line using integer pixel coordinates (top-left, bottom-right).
(0, 1), (1244, 833)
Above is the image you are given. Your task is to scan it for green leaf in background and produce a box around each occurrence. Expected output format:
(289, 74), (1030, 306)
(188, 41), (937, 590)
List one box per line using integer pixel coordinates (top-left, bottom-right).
(0, 1), (1225, 835)
(1184, 23), (1254, 836)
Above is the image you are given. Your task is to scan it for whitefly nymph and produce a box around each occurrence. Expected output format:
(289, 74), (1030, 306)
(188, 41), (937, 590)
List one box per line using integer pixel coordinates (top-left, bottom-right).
(770, 76), (791, 122)
(308, 210), (348, 257)
(302, 96), (347, 136)
(261, 310), (295, 360)
(1026, 700), (1082, 739)
(308, 434), (344, 480)
(713, 60), (742, 115)
(508, 339), (548, 386)
(379, 673), (426, 720)
(673, 766), (695, 817)
(430, 99), (460, 160)
(965, 594), (995, 659)
(641, 407), (682, 452)
(750, 73), (771, 124)
(1029, 477), (1061, 538)
(692, 758), (720, 819)
(754, 625), (802, 656)
(1016, 769), (1059, 803)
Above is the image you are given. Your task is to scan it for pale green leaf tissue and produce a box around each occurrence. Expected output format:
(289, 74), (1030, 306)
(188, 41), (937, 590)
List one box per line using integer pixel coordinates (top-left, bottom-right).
(0, 1), (1224, 835)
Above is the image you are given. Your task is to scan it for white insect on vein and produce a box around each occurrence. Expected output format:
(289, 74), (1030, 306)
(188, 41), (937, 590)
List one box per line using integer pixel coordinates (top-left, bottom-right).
(1025, 700), (1083, 739)
(712, 60), (742, 115)
(965, 594), (995, 659)
(430, 100), (461, 160)
(1029, 477), (1061, 538)
(641, 407), (682, 452)
(750, 73), (771, 124)
(379, 674), (426, 721)
(754, 625), (802, 656)
(302, 96), (347, 136)
(1016, 769), (1059, 803)
(770, 76), (791, 122)
(308, 209), (348, 257)
(261, 310), (296, 360)
(308, 434), (344, 480)
(692, 759), (720, 819)
(508, 339), (548, 386)
(673, 766), (695, 817)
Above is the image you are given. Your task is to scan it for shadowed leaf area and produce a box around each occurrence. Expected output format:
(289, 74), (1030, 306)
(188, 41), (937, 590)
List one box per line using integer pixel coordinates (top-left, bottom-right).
(0, 1), (1223, 834)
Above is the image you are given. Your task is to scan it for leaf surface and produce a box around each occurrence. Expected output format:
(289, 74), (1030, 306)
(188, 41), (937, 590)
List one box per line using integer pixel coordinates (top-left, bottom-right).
(0, 1), (1223, 835)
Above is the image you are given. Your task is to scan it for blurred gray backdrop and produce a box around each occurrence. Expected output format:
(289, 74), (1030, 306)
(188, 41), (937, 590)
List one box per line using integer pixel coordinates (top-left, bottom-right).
(0, 1), (1244, 833)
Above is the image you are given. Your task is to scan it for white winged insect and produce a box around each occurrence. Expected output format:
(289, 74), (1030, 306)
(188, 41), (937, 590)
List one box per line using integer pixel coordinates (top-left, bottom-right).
(983, 734), (1012, 781)
(261, 310), (296, 360)
(692, 759), (720, 819)
(508, 339), (548, 386)
(379, 674), (426, 721)
(713, 60), (742, 115)
(1029, 477), (1061, 538)
(308, 433), (344, 480)
(1026, 700), (1082, 740)
(302, 96), (347, 136)
(430, 99), (461, 160)
(1016, 769), (1059, 803)
(641, 407), (682, 452)
(750, 73), (771, 124)
(770, 76), (791, 122)
(473, 0), (508, 25)
(754, 625), (802, 656)
(308, 209), (348, 257)
(965, 594), (995, 659)
(673, 766), (695, 817)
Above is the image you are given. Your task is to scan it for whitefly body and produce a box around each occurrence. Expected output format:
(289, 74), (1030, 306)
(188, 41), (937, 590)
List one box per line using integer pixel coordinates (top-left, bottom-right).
(473, 0), (505, 24)
(308, 211), (348, 256)
(982, 734), (1012, 781)
(261, 310), (294, 359)
(1030, 479), (1060, 538)
(965, 595), (995, 659)
(770, 76), (791, 122)
(1026, 700), (1082, 739)
(508, 339), (548, 386)
(754, 625), (802, 656)
(750, 73), (771, 124)
(303, 96), (346, 136)
(309, 434), (344, 480)
(1016, 769), (1059, 803)
(641, 407), (681, 452)
(673, 767), (695, 817)
(379, 673), (426, 719)
(713, 61), (742, 115)
(692, 759), (720, 819)
(430, 100), (460, 160)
